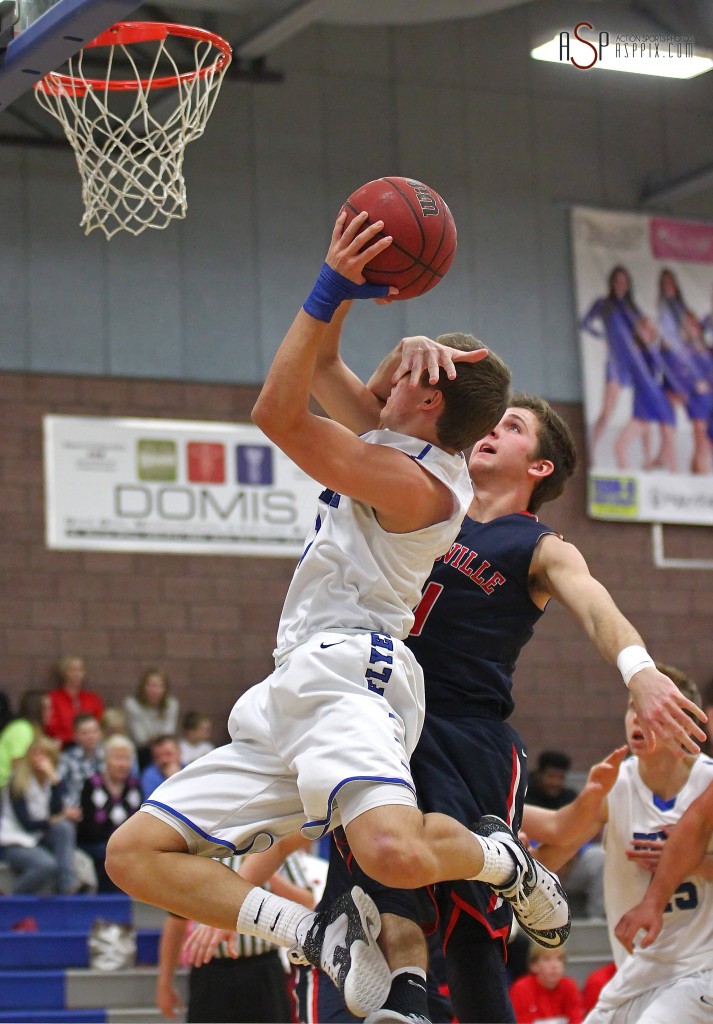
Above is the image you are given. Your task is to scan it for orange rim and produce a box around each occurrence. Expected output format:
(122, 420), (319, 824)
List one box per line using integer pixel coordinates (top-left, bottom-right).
(35, 21), (232, 95)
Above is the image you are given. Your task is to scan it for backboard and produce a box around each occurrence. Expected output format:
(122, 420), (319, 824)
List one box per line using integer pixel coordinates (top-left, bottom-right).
(0, 0), (142, 110)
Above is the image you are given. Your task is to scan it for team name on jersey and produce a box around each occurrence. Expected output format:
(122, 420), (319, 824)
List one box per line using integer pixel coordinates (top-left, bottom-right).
(365, 632), (394, 697)
(435, 541), (506, 595)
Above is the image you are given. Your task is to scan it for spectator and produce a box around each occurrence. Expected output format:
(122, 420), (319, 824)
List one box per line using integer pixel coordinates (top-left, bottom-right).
(59, 714), (104, 808)
(101, 706), (129, 738)
(526, 750), (578, 809)
(581, 962), (616, 1015)
(0, 689), (51, 788)
(123, 668), (180, 771)
(527, 749), (605, 920)
(0, 735), (79, 894)
(140, 734), (183, 798)
(509, 943), (584, 1023)
(47, 655), (104, 748)
(179, 711), (214, 765)
(78, 734), (142, 892)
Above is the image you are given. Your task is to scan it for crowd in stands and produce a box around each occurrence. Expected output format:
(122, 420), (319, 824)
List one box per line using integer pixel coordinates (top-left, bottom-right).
(1, 655), (712, 1024)
(0, 655), (215, 896)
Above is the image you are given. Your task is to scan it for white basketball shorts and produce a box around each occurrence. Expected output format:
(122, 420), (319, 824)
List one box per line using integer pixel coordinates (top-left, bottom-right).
(584, 970), (713, 1024)
(142, 630), (424, 856)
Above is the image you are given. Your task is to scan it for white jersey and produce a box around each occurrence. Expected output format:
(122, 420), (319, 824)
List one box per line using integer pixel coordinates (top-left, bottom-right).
(275, 429), (472, 658)
(599, 754), (713, 1008)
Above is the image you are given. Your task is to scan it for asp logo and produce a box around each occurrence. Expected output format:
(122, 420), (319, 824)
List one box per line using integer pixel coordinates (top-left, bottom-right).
(560, 22), (609, 70)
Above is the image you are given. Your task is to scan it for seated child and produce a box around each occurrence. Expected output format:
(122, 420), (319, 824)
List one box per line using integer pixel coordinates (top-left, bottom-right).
(509, 943), (584, 1024)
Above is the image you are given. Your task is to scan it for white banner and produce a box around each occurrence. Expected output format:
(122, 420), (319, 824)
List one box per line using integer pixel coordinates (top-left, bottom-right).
(43, 415), (322, 556)
(572, 206), (713, 524)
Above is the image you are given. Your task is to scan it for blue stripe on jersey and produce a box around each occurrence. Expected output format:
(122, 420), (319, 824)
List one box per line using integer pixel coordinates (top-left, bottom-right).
(302, 774), (417, 837)
(143, 799), (275, 856)
(653, 793), (677, 812)
(413, 443), (432, 461)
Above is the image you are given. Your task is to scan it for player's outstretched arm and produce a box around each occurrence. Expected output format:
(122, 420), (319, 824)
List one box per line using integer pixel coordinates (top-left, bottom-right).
(367, 334), (489, 401)
(523, 745), (626, 853)
(530, 535), (707, 757)
(615, 781), (713, 952)
(310, 300), (385, 435)
(254, 213), (457, 526)
(311, 316), (487, 436)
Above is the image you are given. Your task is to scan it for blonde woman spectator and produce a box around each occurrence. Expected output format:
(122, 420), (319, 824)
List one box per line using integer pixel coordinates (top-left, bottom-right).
(47, 655), (104, 748)
(78, 734), (142, 892)
(101, 706), (129, 738)
(179, 711), (214, 765)
(0, 690), (51, 788)
(0, 735), (78, 893)
(123, 668), (179, 770)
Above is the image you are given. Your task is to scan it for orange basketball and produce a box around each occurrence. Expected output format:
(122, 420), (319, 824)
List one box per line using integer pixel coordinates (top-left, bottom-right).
(341, 176), (457, 300)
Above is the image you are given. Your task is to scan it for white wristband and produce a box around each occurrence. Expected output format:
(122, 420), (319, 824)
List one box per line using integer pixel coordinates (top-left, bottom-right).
(617, 645), (655, 687)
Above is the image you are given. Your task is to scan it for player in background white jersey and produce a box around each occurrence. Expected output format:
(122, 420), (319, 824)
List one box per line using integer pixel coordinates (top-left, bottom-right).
(106, 210), (573, 1019)
(535, 665), (713, 1024)
(614, 779), (713, 974)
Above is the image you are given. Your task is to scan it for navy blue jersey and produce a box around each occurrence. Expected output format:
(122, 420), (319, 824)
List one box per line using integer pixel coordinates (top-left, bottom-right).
(406, 512), (558, 719)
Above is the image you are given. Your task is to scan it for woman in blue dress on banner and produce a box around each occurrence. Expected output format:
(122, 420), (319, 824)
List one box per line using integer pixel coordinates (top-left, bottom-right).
(657, 268), (713, 474)
(581, 266), (676, 471)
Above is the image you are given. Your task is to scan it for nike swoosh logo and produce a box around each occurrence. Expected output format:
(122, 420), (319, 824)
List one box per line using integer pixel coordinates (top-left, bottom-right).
(407, 979), (427, 992)
(253, 899), (265, 925)
(700, 995), (713, 1007)
(320, 640), (347, 649)
(270, 910), (283, 932)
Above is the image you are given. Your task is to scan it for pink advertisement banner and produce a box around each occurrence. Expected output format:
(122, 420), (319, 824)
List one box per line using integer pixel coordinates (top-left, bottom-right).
(572, 207), (713, 524)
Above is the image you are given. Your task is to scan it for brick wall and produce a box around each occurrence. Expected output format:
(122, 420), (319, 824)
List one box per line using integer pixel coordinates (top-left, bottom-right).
(2, 370), (712, 765)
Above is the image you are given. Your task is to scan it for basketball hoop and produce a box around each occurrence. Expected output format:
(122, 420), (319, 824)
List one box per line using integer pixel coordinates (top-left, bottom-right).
(34, 22), (232, 238)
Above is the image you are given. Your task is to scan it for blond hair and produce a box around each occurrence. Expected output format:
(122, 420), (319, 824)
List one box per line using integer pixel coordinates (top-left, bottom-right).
(527, 940), (567, 966)
(104, 734), (137, 760)
(11, 734), (60, 798)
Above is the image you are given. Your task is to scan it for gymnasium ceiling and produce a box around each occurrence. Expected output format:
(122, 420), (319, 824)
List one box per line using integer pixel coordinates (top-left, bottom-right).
(3, 0), (713, 146)
(162, 0), (713, 61)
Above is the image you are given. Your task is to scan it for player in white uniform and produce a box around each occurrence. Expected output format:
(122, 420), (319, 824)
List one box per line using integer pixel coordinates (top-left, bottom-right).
(537, 668), (713, 1024)
(614, 779), (713, 953)
(107, 211), (570, 1018)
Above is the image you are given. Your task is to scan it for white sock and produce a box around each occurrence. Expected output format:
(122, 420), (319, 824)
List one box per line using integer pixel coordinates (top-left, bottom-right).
(237, 887), (316, 949)
(468, 833), (517, 884)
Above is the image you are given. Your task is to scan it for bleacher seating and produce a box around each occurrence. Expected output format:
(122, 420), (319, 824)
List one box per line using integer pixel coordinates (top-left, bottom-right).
(0, 872), (611, 1019)
(0, 889), (187, 1023)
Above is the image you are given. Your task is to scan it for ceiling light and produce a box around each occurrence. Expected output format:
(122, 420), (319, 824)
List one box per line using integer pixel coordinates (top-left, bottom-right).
(531, 28), (713, 79)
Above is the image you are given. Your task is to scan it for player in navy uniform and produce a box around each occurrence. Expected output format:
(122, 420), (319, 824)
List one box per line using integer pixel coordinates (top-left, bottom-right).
(301, 330), (707, 1024)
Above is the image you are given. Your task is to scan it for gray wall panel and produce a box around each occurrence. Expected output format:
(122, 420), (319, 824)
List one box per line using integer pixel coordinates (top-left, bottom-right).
(179, 85), (263, 383)
(105, 223), (184, 378)
(0, 149), (30, 368)
(252, 73), (327, 377)
(27, 149), (106, 374)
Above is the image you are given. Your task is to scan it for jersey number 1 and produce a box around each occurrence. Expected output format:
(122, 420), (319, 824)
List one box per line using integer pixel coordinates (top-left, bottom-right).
(410, 582), (444, 637)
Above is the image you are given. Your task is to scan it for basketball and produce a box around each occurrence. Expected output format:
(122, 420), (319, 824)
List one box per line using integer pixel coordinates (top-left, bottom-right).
(341, 176), (457, 300)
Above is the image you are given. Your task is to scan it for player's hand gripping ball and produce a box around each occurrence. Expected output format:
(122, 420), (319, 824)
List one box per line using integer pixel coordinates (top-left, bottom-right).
(340, 176), (457, 300)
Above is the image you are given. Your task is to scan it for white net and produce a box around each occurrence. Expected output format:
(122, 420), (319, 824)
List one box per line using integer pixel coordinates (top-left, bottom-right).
(34, 24), (231, 239)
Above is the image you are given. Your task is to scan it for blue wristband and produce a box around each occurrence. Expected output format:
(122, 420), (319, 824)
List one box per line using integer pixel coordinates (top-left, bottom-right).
(303, 263), (390, 323)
